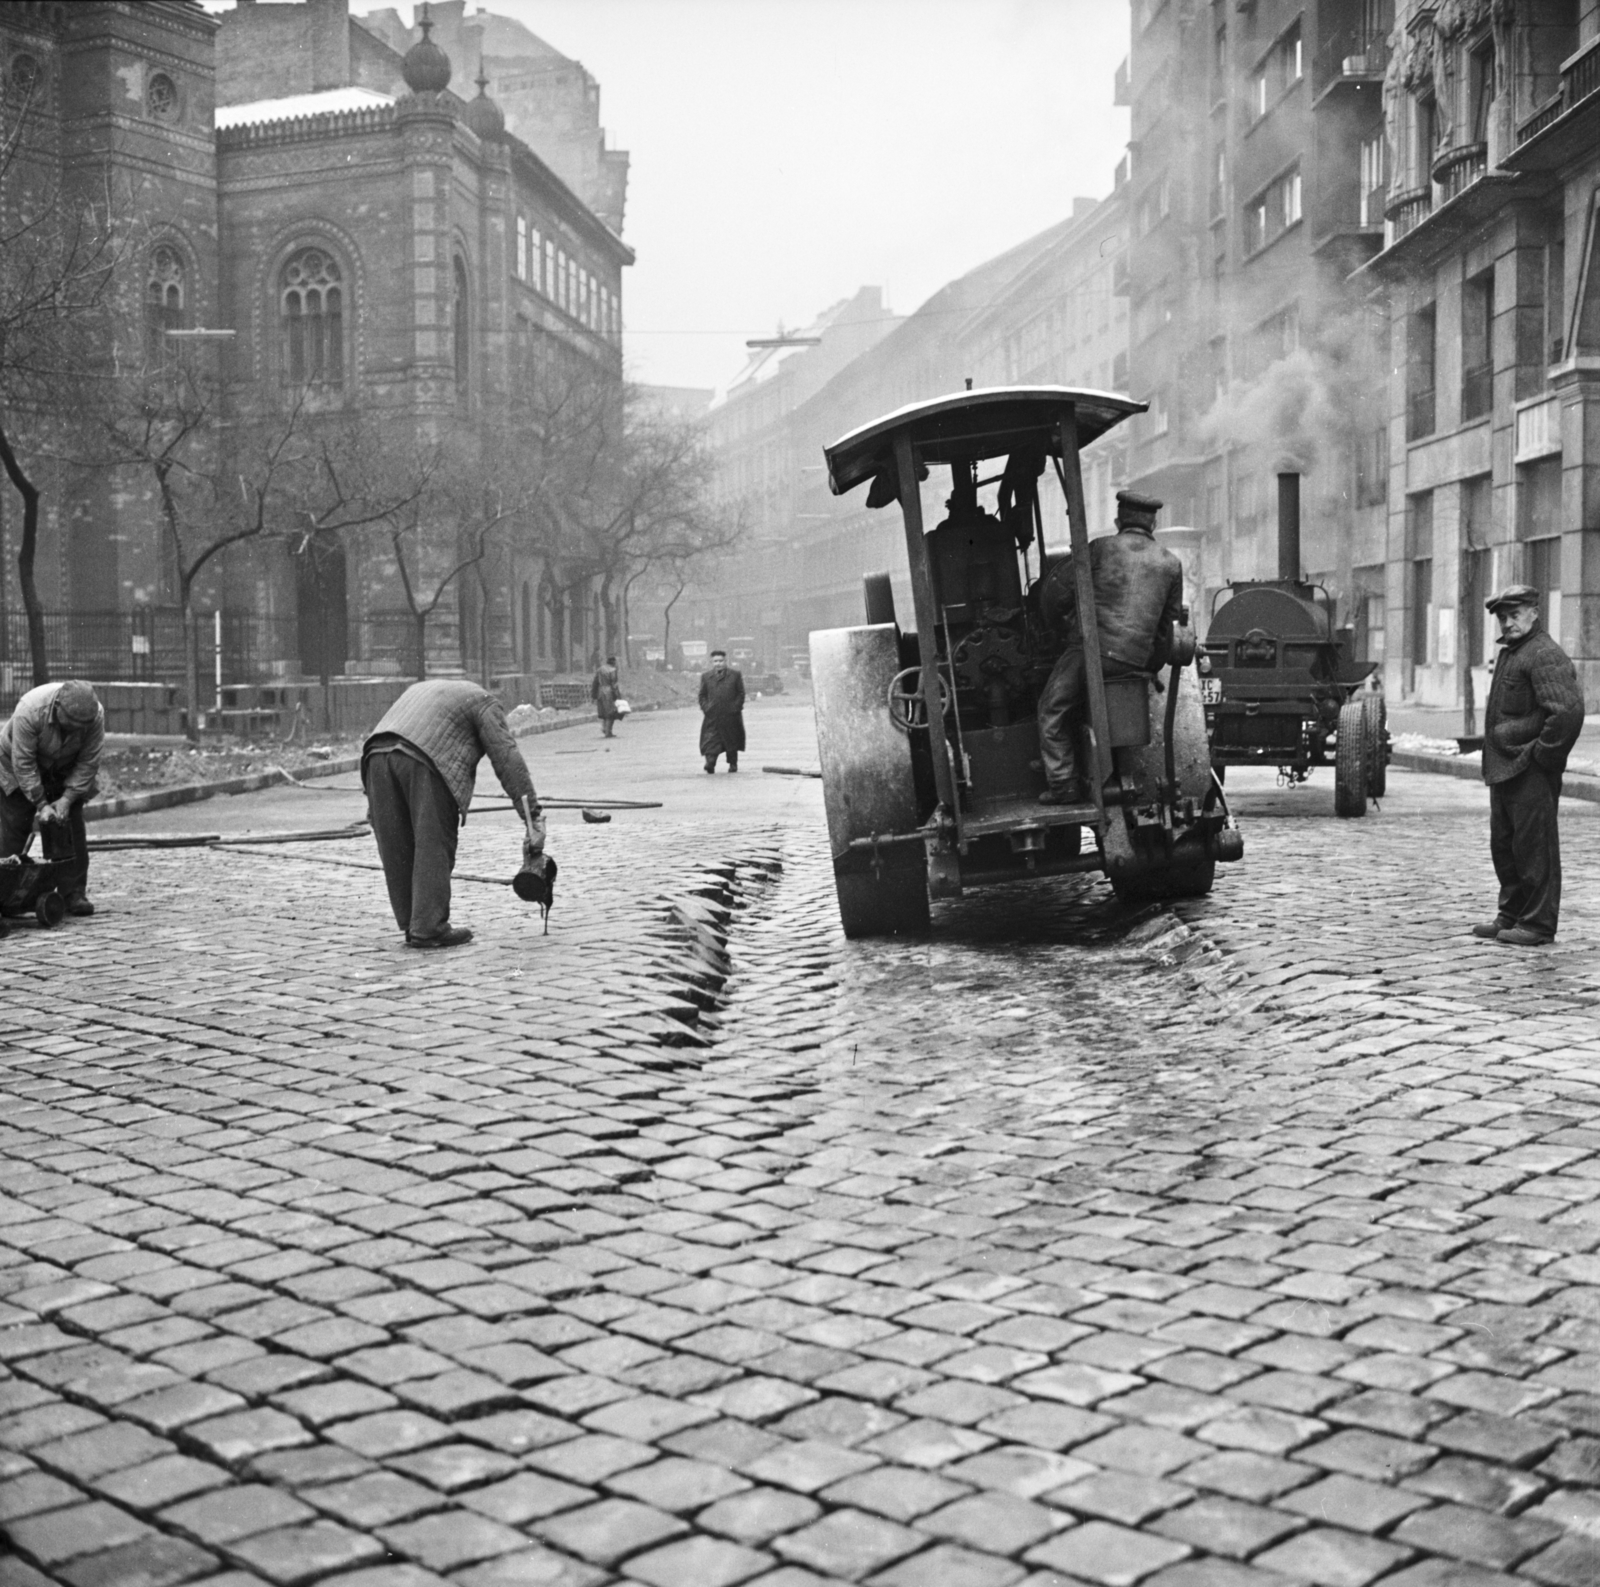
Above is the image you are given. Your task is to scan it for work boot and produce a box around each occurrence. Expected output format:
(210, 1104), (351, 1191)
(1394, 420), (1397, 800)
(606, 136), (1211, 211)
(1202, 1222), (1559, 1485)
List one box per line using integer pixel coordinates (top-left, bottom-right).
(406, 925), (473, 950)
(726, 757), (738, 773)
(1497, 925), (1553, 947)
(704, 760), (716, 774)
(64, 894), (94, 918)
(1471, 918), (1510, 940)
(1038, 782), (1082, 806)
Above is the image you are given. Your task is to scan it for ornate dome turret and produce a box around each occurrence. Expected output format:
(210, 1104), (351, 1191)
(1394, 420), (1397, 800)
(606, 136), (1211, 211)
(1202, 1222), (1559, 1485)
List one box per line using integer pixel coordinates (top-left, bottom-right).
(462, 69), (505, 139)
(401, 8), (452, 95)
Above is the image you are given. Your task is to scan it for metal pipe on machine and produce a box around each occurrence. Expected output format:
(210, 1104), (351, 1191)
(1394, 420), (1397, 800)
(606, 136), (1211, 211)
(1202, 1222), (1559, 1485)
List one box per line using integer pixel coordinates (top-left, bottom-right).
(1277, 471), (1301, 583)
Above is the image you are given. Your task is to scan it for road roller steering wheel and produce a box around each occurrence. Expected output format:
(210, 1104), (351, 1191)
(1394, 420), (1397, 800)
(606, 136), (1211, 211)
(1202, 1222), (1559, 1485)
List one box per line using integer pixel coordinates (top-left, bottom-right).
(888, 667), (948, 734)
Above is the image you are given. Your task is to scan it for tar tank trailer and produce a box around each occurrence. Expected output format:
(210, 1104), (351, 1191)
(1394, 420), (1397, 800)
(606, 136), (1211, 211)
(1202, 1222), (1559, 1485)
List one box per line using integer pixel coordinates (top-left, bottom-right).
(1200, 473), (1389, 818)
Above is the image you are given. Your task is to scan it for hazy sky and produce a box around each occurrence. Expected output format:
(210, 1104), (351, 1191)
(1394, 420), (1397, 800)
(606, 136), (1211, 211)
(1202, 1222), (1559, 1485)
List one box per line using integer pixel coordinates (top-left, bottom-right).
(360, 2), (1132, 392)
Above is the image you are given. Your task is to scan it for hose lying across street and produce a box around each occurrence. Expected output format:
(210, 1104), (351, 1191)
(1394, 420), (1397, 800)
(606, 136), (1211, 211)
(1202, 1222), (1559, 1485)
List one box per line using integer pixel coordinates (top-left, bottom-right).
(87, 797), (662, 854)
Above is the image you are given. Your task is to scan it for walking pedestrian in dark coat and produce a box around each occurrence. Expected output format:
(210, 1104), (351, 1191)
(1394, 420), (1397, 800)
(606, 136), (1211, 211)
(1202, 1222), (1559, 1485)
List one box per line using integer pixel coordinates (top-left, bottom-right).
(1473, 585), (1585, 947)
(591, 657), (620, 738)
(698, 649), (745, 773)
(362, 680), (545, 949)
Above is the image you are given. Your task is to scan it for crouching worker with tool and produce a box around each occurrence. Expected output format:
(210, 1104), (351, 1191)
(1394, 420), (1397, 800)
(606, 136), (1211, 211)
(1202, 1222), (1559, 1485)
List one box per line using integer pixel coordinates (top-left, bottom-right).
(363, 679), (547, 950)
(0, 679), (104, 917)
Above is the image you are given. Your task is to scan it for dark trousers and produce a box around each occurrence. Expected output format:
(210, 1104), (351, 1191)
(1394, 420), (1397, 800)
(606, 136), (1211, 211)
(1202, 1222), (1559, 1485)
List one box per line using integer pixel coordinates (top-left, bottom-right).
(705, 746), (738, 771)
(1489, 764), (1563, 938)
(0, 787), (89, 901)
(364, 749), (459, 940)
(1037, 649), (1140, 790)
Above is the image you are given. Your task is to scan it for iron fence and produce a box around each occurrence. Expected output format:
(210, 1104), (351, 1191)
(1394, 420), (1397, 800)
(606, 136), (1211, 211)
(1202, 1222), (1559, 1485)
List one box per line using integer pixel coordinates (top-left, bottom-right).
(1, 608), (299, 713)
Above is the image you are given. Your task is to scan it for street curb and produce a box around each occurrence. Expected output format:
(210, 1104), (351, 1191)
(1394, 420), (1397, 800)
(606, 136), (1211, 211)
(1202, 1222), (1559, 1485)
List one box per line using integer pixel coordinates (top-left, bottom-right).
(1390, 747), (1600, 804)
(80, 705), (664, 824)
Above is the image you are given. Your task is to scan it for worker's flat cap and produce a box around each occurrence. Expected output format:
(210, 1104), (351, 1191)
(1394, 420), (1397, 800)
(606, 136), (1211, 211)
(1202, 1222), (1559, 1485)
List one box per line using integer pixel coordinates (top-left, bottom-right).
(52, 679), (100, 724)
(1485, 583), (1540, 613)
(1115, 490), (1163, 522)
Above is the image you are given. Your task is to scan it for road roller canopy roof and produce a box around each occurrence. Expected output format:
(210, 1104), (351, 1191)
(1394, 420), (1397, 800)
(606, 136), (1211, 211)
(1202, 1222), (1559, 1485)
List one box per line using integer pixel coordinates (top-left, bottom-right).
(824, 385), (1148, 500)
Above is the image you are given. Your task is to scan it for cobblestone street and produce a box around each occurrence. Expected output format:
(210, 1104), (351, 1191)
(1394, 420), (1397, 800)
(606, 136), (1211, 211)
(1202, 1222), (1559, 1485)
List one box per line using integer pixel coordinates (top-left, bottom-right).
(3, 696), (1599, 1587)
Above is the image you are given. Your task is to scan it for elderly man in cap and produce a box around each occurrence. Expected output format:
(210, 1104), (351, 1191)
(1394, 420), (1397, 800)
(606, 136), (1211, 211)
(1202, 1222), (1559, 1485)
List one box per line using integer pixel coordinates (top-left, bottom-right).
(1473, 585), (1585, 946)
(1036, 490), (1184, 804)
(0, 679), (104, 916)
(363, 678), (546, 949)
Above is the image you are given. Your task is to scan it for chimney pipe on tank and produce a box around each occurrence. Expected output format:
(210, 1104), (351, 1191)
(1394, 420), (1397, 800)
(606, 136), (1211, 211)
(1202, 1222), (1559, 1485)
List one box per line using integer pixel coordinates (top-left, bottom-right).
(1277, 472), (1301, 583)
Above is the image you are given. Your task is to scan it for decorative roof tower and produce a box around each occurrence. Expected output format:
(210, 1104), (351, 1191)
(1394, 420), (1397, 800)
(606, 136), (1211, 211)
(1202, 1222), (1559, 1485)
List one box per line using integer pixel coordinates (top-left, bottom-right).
(401, 5), (451, 95)
(462, 68), (505, 140)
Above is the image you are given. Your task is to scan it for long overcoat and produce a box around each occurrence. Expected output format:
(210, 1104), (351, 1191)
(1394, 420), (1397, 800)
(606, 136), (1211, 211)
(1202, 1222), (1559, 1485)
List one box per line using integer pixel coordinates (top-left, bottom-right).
(698, 667), (746, 757)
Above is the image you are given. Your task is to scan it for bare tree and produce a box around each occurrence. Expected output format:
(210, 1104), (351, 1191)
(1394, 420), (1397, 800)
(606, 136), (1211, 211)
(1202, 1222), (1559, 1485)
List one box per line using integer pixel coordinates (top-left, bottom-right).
(530, 367), (745, 664)
(94, 370), (430, 739)
(0, 63), (119, 683)
(377, 420), (539, 680)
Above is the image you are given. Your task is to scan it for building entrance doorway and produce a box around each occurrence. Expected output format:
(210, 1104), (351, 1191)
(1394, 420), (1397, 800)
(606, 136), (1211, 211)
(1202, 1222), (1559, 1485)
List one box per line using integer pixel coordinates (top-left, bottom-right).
(296, 533), (349, 683)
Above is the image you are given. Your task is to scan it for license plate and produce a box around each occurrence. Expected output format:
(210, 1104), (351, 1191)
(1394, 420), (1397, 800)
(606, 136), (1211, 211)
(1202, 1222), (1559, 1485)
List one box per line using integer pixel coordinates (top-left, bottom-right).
(1199, 676), (1222, 704)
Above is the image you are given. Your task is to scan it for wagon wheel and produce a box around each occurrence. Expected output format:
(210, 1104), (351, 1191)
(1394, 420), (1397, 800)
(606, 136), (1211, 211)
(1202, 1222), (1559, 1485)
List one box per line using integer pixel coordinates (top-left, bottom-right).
(35, 891), (66, 929)
(1334, 699), (1369, 818)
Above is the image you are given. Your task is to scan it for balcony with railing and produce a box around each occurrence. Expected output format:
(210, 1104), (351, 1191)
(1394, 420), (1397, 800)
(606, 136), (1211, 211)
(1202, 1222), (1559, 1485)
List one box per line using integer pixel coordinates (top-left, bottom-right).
(1387, 186), (1432, 242)
(1434, 142), (1487, 203)
(1313, 23), (1391, 96)
(1514, 34), (1600, 152)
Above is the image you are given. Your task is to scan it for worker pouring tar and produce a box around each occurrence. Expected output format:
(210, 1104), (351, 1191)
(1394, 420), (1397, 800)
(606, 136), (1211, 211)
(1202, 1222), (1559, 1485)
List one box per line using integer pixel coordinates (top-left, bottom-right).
(1035, 490), (1184, 804)
(362, 679), (547, 950)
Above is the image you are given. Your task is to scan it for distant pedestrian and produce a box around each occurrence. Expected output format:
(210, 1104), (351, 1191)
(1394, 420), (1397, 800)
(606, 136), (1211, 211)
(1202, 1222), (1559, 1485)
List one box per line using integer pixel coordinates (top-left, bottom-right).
(699, 648), (745, 774)
(0, 679), (103, 918)
(1473, 585), (1584, 947)
(592, 656), (620, 738)
(362, 679), (546, 949)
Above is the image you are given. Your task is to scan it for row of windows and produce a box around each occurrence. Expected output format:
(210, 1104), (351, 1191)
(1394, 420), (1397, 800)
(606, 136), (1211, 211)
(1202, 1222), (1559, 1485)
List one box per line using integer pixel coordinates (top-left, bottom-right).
(1247, 22), (1302, 125)
(513, 215), (618, 342)
(1244, 165), (1301, 256)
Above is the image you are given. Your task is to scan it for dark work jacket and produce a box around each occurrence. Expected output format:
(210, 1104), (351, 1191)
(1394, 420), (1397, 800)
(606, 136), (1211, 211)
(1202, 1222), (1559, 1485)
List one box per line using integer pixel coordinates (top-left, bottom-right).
(1040, 527), (1184, 671)
(698, 668), (745, 755)
(1482, 622), (1584, 785)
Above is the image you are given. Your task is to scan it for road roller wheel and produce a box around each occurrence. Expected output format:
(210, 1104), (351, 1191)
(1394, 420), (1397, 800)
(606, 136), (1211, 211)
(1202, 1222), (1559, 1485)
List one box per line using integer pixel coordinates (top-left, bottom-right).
(1111, 855), (1216, 903)
(36, 891), (66, 928)
(1361, 694), (1388, 799)
(1334, 699), (1369, 818)
(834, 856), (930, 939)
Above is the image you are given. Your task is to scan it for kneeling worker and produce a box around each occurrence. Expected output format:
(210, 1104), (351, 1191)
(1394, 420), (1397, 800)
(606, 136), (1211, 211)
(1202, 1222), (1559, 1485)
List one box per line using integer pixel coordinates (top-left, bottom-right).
(0, 679), (103, 916)
(363, 679), (546, 949)
(1036, 491), (1183, 804)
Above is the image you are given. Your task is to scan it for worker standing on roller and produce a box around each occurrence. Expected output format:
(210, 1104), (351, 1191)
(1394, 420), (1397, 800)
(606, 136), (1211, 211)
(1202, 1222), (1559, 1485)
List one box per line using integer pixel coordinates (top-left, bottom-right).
(362, 679), (546, 949)
(1035, 491), (1184, 804)
(0, 679), (104, 917)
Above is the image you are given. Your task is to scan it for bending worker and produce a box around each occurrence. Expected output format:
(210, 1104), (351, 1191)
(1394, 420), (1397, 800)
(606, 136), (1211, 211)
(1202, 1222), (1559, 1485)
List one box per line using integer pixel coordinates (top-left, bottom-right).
(1036, 490), (1183, 804)
(362, 679), (546, 950)
(0, 679), (103, 917)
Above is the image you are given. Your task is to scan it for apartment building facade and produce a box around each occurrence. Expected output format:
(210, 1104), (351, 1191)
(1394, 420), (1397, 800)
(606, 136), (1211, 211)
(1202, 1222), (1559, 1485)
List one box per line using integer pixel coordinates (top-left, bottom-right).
(693, 196), (1132, 663)
(1371, 0), (1600, 708)
(1124, 0), (1392, 639)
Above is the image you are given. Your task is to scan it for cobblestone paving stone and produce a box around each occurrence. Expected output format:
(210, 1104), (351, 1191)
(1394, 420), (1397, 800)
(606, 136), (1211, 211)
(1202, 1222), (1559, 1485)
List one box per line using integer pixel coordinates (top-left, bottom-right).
(1, 758), (1598, 1587)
